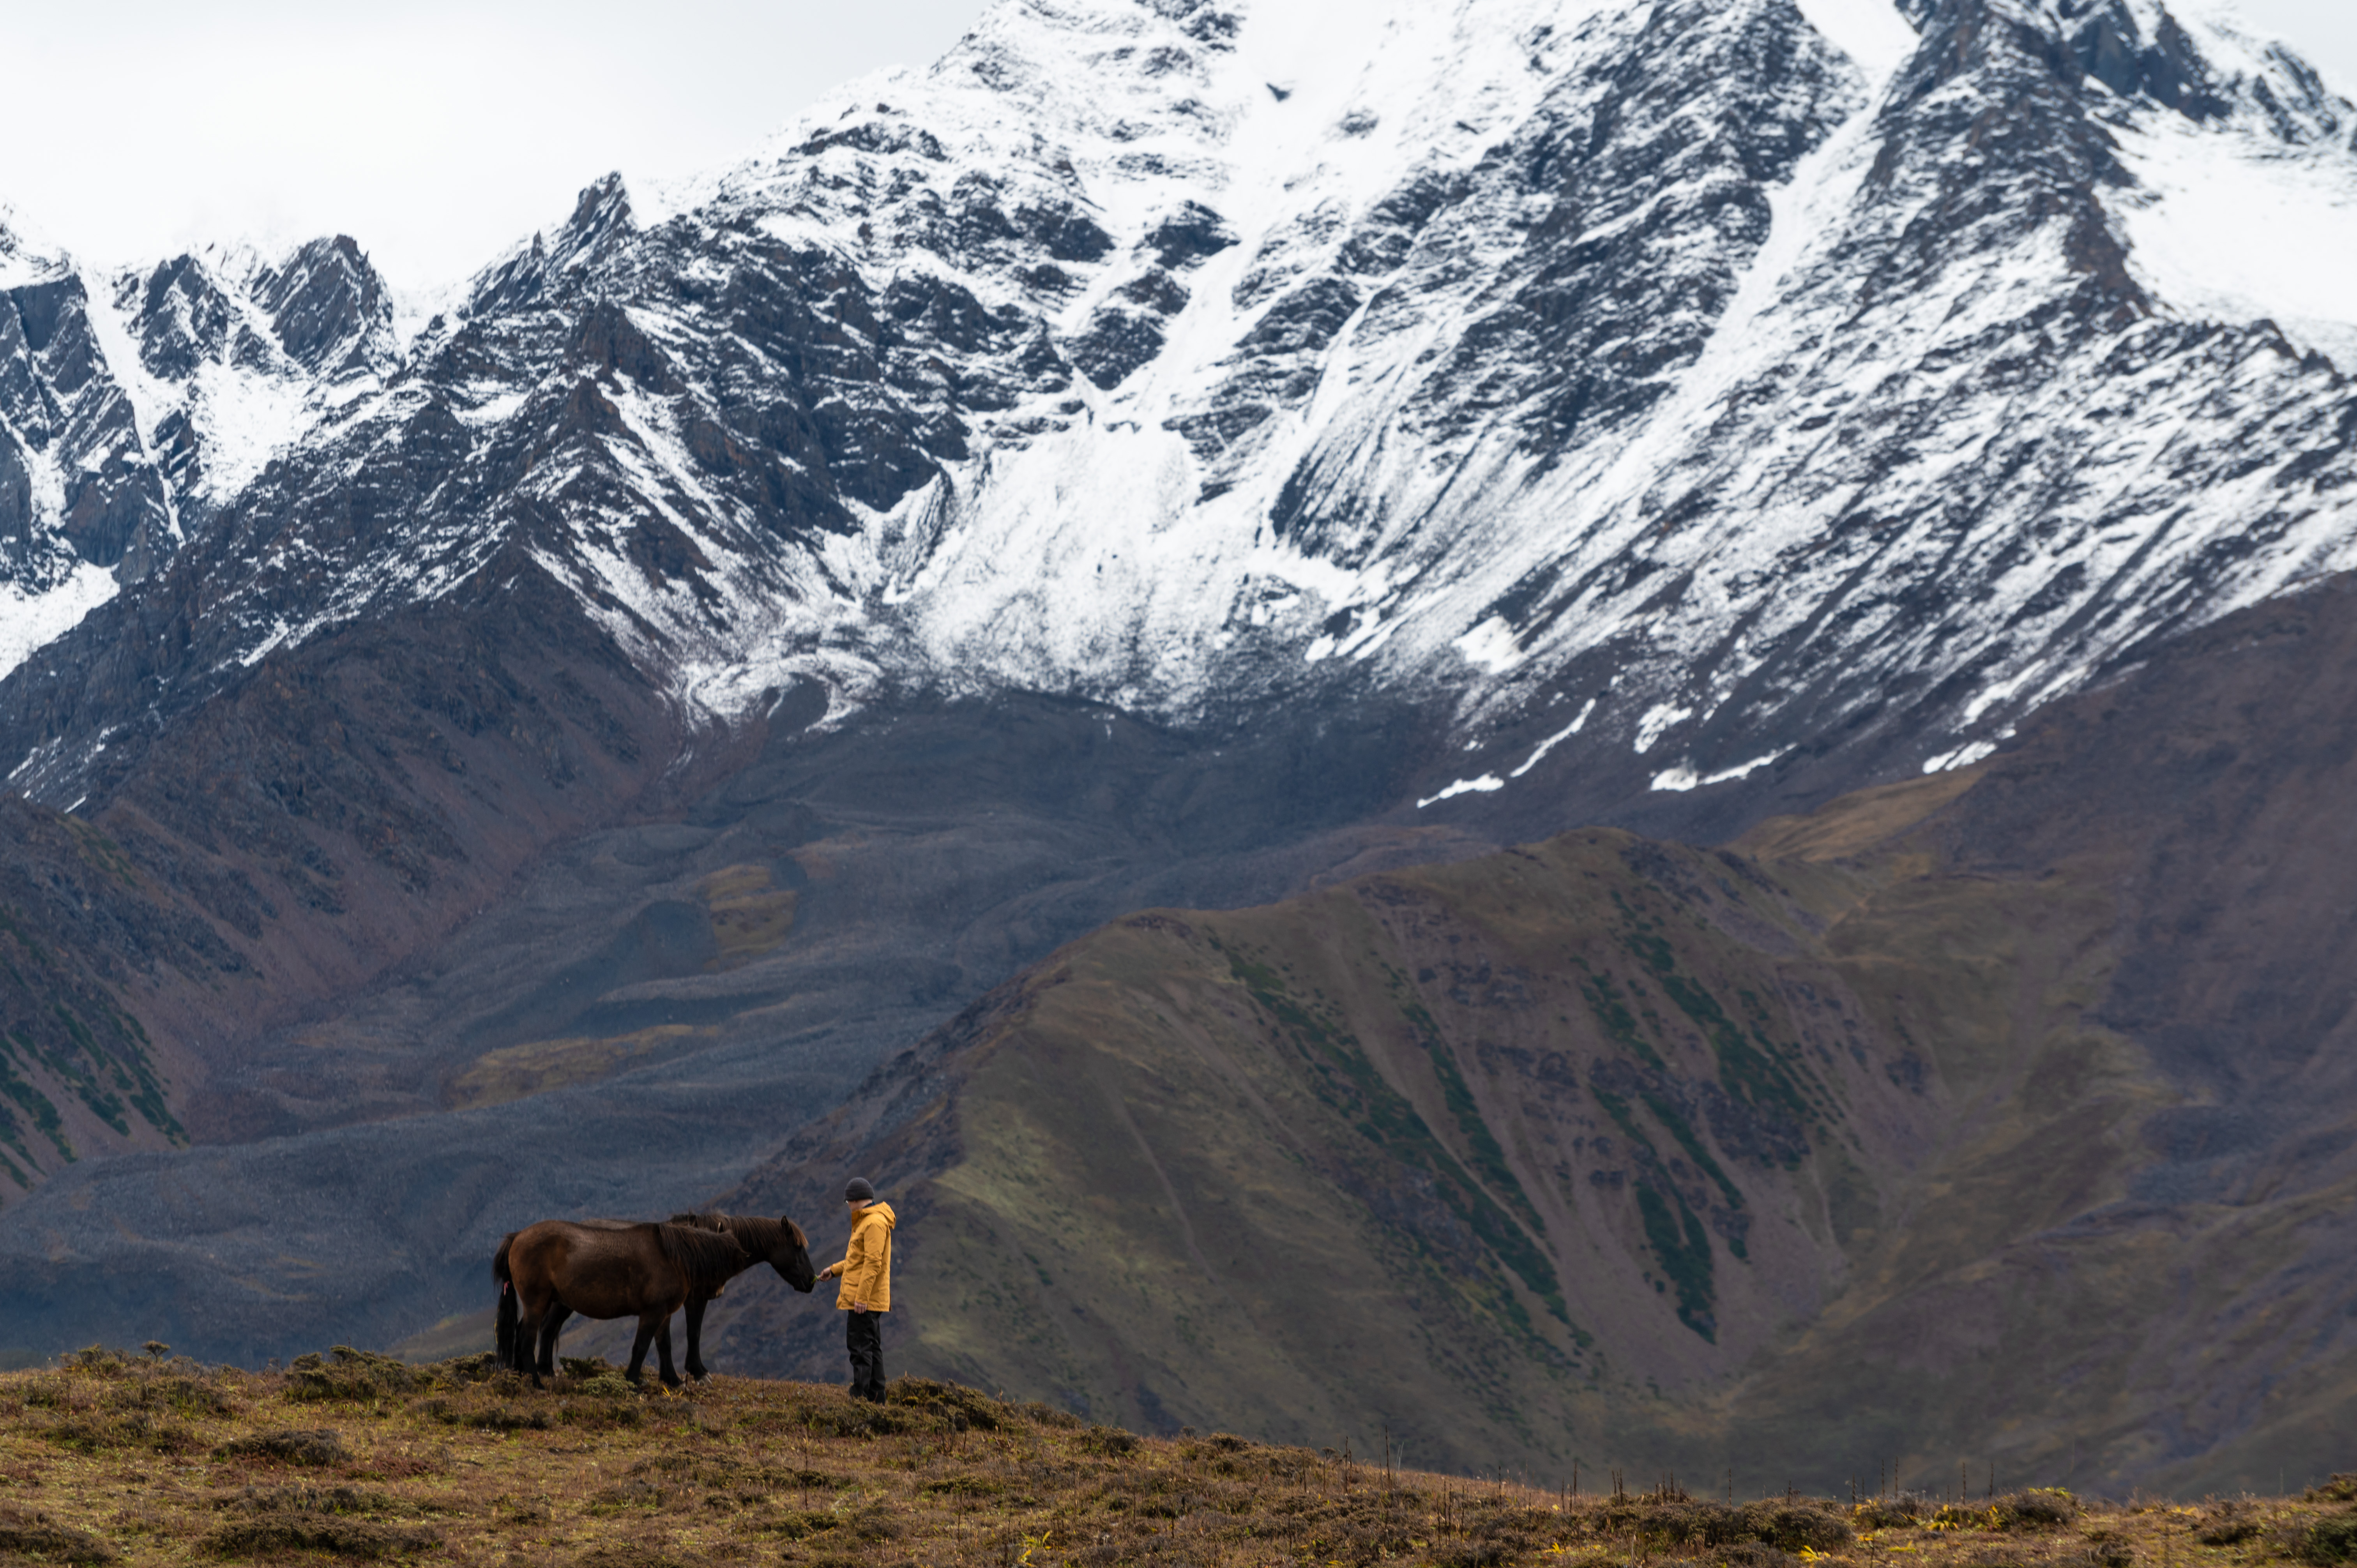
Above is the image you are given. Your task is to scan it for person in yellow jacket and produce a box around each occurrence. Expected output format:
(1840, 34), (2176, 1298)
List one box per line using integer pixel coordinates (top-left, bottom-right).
(817, 1177), (896, 1401)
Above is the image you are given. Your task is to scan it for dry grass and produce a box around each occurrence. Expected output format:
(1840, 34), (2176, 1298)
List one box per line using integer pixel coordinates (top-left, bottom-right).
(0, 1347), (2350, 1568)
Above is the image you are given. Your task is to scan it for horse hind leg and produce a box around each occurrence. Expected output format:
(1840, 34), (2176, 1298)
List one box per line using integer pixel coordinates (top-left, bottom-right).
(511, 1290), (550, 1384)
(654, 1312), (681, 1389)
(535, 1303), (571, 1386)
(626, 1312), (661, 1385)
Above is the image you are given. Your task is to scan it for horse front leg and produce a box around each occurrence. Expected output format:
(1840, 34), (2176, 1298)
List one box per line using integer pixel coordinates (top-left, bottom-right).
(654, 1312), (681, 1389)
(626, 1313), (659, 1385)
(683, 1293), (709, 1382)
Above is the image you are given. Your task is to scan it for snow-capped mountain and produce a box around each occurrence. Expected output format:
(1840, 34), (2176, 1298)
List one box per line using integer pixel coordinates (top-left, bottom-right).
(10, 0), (2357, 1421)
(0, 222), (394, 678)
(6, 0), (2357, 813)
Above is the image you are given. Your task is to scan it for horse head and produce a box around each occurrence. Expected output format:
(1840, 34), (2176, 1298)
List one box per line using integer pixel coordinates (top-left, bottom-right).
(670, 1210), (816, 1292)
(771, 1216), (818, 1293)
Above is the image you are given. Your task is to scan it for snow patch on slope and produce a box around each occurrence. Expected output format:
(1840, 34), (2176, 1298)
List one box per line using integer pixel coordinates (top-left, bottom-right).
(188, 359), (320, 501)
(0, 563), (118, 683)
(2117, 119), (2357, 369)
(1792, 0), (1921, 85)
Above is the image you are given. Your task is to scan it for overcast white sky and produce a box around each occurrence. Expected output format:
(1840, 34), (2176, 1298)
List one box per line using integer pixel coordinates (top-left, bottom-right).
(0, 0), (2351, 298)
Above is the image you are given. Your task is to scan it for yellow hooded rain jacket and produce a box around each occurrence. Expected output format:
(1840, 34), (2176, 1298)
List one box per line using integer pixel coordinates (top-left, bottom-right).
(837, 1201), (896, 1312)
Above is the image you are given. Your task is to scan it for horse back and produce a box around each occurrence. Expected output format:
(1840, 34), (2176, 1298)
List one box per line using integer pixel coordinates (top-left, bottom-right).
(508, 1219), (690, 1320)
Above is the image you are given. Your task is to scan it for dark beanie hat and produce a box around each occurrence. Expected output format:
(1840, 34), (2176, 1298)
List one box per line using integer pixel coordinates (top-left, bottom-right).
(845, 1177), (876, 1202)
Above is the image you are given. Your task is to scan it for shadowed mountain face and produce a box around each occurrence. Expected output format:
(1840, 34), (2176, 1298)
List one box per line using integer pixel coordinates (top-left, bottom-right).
(684, 576), (2357, 1495)
(0, 630), (1511, 1363)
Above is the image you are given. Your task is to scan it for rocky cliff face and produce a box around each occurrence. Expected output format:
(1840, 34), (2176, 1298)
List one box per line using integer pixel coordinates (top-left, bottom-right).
(7, 0), (2356, 808)
(1, 226), (395, 671)
(0, 0), (2353, 1436)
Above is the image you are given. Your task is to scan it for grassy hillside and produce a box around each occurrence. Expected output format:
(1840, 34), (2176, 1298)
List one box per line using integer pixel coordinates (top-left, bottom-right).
(5, 1348), (2353, 1568)
(676, 683), (2357, 1494)
(683, 764), (2162, 1483)
(394, 580), (2357, 1495)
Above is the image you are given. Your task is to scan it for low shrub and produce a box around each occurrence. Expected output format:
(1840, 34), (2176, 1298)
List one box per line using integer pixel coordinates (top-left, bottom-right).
(468, 1405), (550, 1433)
(1855, 1496), (1926, 1531)
(2199, 1502), (2263, 1548)
(590, 1477), (667, 1510)
(558, 1395), (645, 1429)
(41, 1410), (201, 1454)
(202, 1513), (436, 1559)
(887, 1375), (1009, 1431)
(922, 1473), (1006, 1499)
(19, 1376), (75, 1411)
(2310, 1478), (2357, 1505)
(1995, 1490), (2080, 1529)
(2080, 1531), (2133, 1568)
(574, 1546), (697, 1568)
(0, 1508), (117, 1564)
(2300, 1515), (2357, 1565)
(286, 1347), (432, 1402)
(411, 1397), (548, 1432)
(151, 1374), (239, 1418)
(767, 1508), (843, 1540)
(802, 1399), (917, 1438)
(217, 1483), (382, 1515)
(1737, 1502), (1852, 1552)
(1589, 1497), (1849, 1553)
(1717, 1547), (1799, 1568)
(215, 1427), (348, 1466)
(435, 1352), (503, 1384)
(1080, 1423), (1141, 1457)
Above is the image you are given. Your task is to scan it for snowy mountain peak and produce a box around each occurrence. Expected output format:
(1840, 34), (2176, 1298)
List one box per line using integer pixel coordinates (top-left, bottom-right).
(7, 0), (2357, 827)
(1, 228), (404, 682)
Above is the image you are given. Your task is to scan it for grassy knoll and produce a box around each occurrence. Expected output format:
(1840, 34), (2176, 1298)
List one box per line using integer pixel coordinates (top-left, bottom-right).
(3, 1348), (2352, 1568)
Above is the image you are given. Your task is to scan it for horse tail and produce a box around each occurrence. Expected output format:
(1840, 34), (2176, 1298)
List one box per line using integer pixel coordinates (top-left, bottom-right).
(493, 1231), (519, 1369)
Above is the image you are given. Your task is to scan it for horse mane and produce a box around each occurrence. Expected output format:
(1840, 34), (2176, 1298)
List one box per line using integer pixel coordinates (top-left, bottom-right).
(734, 1215), (802, 1255)
(654, 1221), (750, 1288)
(669, 1211), (807, 1255)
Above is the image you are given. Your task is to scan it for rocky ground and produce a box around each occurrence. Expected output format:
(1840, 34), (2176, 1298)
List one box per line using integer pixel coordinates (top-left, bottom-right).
(2, 1347), (2352, 1568)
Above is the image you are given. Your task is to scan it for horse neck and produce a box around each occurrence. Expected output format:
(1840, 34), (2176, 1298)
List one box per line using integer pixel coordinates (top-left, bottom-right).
(724, 1215), (781, 1261)
(658, 1223), (752, 1289)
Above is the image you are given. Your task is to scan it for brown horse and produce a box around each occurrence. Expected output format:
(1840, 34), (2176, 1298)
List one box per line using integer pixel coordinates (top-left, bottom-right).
(666, 1211), (819, 1378)
(493, 1219), (747, 1387)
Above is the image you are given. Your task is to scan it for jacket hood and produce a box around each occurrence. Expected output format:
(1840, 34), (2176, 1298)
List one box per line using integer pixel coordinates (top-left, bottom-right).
(861, 1202), (897, 1231)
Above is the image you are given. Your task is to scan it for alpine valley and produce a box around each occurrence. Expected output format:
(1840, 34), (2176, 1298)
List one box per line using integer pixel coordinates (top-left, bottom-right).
(2, 0), (2355, 1494)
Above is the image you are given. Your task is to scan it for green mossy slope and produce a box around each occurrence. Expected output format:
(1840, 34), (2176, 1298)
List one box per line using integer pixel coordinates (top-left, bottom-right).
(708, 766), (2204, 1488)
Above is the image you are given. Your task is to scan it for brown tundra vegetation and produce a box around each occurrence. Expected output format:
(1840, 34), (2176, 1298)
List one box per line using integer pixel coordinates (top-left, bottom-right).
(0, 1346), (2352, 1568)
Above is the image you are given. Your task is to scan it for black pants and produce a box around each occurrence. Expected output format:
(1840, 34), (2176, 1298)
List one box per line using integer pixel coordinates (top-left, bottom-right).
(845, 1310), (886, 1402)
